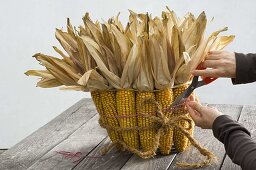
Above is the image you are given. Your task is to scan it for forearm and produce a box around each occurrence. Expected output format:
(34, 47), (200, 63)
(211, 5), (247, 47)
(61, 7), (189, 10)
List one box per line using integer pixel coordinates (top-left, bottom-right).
(232, 53), (256, 84)
(212, 115), (256, 170)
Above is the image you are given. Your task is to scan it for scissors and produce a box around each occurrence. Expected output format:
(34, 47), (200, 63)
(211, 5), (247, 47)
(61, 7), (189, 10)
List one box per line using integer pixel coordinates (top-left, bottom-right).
(167, 68), (218, 110)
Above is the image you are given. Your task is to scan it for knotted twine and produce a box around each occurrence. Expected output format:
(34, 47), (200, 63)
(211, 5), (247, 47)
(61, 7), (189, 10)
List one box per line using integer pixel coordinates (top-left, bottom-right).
(99, 98), (217, 168)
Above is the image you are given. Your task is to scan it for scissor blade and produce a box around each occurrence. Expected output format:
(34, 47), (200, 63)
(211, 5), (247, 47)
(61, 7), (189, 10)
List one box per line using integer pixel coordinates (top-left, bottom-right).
(170, 93), (185, 107)
(166, 76), (199, 110)
(169, 90), (188, 108)
(169, 84), (196, 108)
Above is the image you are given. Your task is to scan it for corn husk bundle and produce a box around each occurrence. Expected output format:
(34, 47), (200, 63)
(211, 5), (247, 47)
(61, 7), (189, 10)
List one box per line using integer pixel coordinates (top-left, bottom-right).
(25, 8), (234, 160)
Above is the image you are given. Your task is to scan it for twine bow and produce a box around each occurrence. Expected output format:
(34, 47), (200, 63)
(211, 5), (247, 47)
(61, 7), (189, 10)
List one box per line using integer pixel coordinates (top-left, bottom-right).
(99, 98), (217, 168)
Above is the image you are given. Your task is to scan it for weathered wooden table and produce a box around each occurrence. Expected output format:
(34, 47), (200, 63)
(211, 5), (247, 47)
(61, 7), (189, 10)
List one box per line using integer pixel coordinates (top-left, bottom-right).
(1, 99), (255, 170)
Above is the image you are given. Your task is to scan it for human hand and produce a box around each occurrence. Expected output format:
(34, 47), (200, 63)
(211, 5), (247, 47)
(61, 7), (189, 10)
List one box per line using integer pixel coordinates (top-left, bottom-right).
(192, 51), (236, 78)
(186, 99), (223, 129)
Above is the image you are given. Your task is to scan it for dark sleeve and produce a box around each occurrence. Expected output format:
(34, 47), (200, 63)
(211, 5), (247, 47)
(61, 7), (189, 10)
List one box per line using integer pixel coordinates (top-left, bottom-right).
(212, 115), (256, 170)
(232, 53), (256, 84)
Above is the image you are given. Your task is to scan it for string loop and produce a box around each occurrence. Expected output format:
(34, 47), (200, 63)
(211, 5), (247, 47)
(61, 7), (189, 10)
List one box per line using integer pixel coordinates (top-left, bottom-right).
(99, 97), (217, 168)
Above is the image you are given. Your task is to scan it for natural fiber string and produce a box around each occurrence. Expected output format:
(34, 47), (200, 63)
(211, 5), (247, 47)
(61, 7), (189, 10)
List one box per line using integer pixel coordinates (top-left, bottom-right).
(99, 97), (217, 168)
(172, 81), (192, 89)
(95, 81), (192, 93)
(143, 98), (217, 168)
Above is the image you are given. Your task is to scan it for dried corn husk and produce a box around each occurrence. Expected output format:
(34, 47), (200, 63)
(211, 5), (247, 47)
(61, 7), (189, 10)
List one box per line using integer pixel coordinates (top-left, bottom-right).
(26, 8), (234, 91)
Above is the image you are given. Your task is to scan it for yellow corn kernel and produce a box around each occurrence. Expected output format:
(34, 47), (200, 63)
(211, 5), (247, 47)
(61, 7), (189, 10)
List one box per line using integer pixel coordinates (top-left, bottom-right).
(91, 91), (104, 115)
(173, 84), (194, 152)
(98, 91), (123, 144)
(186, 114), (195, 147)
(136, 91), (157, 152)
(155, 88), (174, 155)
(116, 89), (139, 149)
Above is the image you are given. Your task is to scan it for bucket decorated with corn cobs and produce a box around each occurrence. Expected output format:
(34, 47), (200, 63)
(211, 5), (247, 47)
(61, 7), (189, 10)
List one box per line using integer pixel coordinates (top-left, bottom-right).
(91, 86), (194, 157)
(26, 7), (234, 167)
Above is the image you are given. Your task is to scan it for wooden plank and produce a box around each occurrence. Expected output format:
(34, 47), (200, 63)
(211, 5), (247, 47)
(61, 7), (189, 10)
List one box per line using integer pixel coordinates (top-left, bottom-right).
(0, 98), (97, 170)
(168, 104), (242, 170)
(221, 157), (241, 170)
(221, 105), (256, 170)
(0, 149), (7, 155)
(27, 114), (107, 170)
(121, 152), (176, 170)
(74, 138), (133, 170)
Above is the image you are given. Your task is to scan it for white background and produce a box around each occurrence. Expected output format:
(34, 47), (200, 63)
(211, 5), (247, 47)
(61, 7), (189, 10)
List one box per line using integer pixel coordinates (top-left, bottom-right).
(0, 0), (255, 148)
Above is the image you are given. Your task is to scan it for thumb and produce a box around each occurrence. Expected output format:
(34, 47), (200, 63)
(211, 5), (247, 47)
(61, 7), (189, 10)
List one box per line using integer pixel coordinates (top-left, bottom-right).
(186, 103), (201, 122)
(187, 101), (204, 114)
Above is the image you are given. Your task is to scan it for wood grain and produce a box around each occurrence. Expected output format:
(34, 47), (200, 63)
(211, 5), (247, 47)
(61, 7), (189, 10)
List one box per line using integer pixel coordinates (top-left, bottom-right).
(221, 156), (241, 170)
(27, 114), (107, 170)
(1, 101), (250, 170)
(121, 151), (176, 170)
(221, 105), (256, 170)
(74, 138), (133, 170)
(0, 149), (7, 155)
(168, 104), (243, 170)
(0, 99), (97, 170)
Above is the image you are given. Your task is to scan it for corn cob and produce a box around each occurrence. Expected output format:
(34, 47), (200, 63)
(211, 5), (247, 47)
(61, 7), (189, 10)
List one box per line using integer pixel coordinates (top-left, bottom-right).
(91, 91), (104, 114)
(155, 88), (174, 155)
(116, 89), (139, 149)
(95, 91), (123, 144)
(173, 84), (194, 152)
(136, 91), (157, 151)
(186, 114), (195, 147)
(186, 93), (196, 147)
